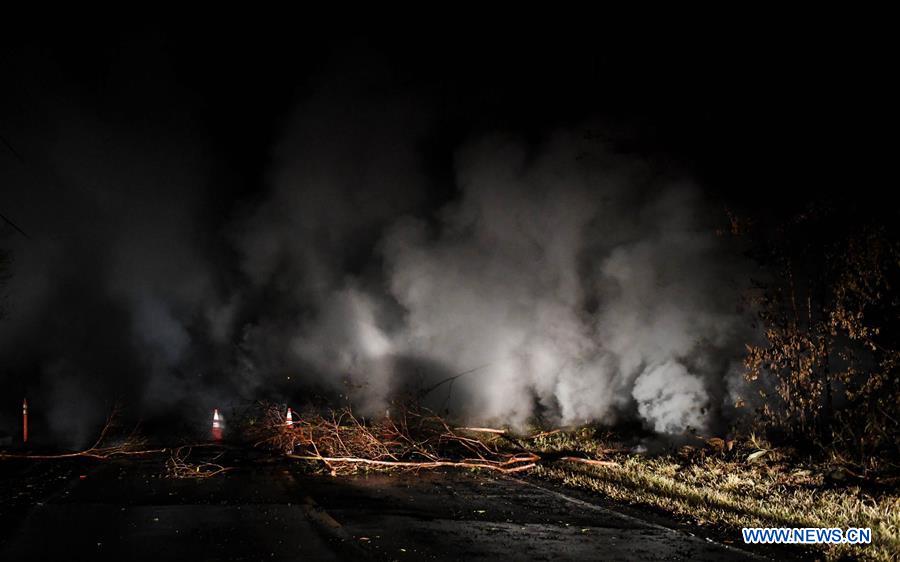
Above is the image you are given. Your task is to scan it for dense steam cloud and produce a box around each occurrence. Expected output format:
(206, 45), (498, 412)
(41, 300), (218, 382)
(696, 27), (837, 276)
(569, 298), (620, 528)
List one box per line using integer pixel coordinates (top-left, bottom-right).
(0, 54), (753, 444)
(356, 134), (748, 432)
(239, 121), (751, 432)
(231, 64), (431, 407)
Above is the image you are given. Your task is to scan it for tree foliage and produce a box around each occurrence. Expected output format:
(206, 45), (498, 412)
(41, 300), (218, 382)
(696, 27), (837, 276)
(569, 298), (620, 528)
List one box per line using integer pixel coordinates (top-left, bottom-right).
(744, 205), (900, 467)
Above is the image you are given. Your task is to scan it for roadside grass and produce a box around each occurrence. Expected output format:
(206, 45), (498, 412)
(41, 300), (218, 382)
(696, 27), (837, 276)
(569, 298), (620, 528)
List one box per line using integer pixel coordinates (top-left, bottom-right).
(515, 429), (900, 561)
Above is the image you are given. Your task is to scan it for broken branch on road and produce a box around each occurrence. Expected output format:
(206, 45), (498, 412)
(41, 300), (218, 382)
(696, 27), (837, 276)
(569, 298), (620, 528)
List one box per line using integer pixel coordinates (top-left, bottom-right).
(249, 402), (616, 475)
(166, 446), (234, 479)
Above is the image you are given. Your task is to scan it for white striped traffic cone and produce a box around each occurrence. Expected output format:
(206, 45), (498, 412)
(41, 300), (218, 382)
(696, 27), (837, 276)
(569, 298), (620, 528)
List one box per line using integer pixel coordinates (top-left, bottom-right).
(22, 398), (28, 444)
(285, 407), (294, 427)
(211, 408), (223, 441)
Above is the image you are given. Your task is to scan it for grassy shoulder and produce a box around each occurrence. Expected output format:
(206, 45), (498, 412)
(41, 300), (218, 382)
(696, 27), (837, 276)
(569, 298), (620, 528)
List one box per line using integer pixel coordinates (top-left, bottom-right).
(512, 429), (900, 561)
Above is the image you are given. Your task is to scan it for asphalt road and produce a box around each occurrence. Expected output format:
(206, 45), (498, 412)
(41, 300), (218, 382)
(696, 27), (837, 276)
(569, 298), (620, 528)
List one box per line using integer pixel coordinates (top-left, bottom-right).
(0, 449), (764, 561)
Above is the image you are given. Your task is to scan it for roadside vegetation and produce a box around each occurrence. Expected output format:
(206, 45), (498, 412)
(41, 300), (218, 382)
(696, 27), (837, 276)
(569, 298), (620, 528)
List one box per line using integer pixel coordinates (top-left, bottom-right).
(517, 427), (900, 561)
(738, 203), (900, 477)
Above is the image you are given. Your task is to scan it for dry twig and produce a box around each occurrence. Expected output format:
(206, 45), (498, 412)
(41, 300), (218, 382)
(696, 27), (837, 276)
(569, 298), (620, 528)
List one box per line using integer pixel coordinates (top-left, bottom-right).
(165, 446), (233, 479)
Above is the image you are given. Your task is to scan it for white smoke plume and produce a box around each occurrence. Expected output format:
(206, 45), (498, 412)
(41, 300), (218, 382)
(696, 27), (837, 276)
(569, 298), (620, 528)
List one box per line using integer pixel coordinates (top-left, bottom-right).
(245, 129), (753, 434)
(0, 49), (754, 442)
(377, 133), (749, 431)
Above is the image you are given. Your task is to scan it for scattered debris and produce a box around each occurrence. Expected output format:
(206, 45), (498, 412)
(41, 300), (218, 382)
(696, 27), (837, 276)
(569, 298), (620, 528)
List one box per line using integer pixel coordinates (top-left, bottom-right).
(165, 446), (233, 479)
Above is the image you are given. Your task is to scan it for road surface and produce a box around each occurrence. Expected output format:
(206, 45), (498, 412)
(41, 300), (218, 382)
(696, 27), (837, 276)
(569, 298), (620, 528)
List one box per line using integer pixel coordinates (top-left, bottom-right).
(0, 448), (767, 561)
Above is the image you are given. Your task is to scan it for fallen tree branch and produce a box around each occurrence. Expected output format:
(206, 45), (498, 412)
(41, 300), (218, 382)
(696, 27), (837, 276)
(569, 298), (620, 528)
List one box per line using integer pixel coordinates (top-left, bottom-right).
(456, 427), (507, 435)
(0, 447), (167, 461)
(419, 364), (491, 398)
(0, 406), (166, 461)
(286, 453), (539, 474)
(250, 402), (617, 476)
(560, 456), (619, 468)
(530, 429), (562, 439)
(166, 446), (234, 479)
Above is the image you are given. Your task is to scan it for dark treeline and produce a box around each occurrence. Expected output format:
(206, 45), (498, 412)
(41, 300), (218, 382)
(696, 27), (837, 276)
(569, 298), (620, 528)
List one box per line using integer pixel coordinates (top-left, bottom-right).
(741, 198), (899, 469)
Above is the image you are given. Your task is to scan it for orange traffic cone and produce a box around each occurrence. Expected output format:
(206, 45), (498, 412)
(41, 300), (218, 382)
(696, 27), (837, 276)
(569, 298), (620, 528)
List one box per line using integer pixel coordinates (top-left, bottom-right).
(211, 408), (223, 441)
(285, 407), (294, 427)
(22, 398), (28, 444)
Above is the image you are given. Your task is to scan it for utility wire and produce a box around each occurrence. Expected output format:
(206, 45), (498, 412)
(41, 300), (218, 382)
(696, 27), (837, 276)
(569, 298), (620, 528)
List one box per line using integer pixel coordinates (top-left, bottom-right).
(0, 131), (31, 239)
(0, 133), (25, 163)
(0, 211), (30, 239)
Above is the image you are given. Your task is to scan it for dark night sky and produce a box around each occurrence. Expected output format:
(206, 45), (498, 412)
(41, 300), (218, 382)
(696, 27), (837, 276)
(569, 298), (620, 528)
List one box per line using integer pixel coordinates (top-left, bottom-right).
(3, 23), (887, 217)
(0, 21), (893, 442)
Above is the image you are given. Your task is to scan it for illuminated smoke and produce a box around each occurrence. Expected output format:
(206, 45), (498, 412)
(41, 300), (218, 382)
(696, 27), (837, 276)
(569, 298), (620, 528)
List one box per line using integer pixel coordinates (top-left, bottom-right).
(243, 129), (752, 433)
(0, 55), (753, 442)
